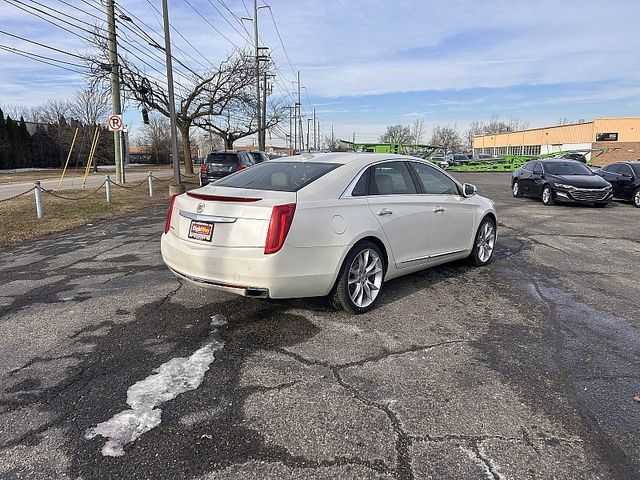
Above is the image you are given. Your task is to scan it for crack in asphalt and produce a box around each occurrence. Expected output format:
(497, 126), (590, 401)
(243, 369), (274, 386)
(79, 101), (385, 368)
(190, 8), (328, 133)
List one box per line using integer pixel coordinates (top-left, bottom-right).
(272, 340), (473, 480)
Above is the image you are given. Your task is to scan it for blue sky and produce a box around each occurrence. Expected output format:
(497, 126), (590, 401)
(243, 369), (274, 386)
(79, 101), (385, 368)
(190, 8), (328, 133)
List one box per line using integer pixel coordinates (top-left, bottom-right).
(1, 0), (639, 145)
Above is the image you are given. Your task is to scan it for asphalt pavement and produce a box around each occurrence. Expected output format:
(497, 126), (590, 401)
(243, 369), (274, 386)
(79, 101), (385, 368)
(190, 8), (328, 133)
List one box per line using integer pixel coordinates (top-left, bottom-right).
(0, 172), (639, 479)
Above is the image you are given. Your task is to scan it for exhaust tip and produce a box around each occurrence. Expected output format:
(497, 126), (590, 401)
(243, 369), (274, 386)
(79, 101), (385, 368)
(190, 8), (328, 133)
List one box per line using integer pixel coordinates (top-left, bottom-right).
(246, 288), (269, 298)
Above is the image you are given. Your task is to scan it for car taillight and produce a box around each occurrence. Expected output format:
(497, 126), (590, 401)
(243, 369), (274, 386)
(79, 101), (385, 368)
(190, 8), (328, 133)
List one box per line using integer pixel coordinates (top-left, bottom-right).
(164, 195), (177, 234)
(264, 203), (296, 254)
(200, 163), (206, 173)
(237, 164), (246, 171)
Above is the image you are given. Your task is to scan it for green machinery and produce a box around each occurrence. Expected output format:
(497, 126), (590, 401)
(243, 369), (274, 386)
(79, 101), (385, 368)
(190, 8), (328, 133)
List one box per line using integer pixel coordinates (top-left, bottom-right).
(339, 140), (440, 156)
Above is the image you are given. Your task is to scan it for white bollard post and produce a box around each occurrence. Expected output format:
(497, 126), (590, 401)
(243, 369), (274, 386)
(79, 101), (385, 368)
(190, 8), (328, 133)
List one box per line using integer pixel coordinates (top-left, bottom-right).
(105, 175), (112, 203)
(148, 172), (153, 197)
(34, 181), (43, 219)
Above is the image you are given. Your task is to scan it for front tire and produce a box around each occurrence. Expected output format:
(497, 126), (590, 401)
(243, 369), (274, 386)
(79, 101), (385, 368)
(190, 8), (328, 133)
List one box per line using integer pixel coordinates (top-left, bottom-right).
(542, 185), (554, 206)
(468, 217), (496, 266)
(331, 241), (385, 314)
(634, 188), (640, 208)
(512, 180), (522, 198)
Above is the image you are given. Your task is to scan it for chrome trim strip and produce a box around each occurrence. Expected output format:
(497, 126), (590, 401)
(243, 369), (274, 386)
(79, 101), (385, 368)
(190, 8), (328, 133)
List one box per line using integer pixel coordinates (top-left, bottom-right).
(400, 248), (467, 264)
(178, 210), (237, 223)
(430, 249), (467, 258)
(400, 254), (431, 264)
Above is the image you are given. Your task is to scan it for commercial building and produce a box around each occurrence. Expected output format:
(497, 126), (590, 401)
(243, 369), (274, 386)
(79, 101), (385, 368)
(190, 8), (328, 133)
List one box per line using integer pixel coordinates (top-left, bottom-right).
(473, 117), (640, 165)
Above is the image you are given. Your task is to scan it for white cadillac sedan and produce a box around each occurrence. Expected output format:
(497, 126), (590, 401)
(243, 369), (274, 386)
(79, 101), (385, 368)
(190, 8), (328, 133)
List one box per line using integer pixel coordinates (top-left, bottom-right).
(161, 153), (497, 313)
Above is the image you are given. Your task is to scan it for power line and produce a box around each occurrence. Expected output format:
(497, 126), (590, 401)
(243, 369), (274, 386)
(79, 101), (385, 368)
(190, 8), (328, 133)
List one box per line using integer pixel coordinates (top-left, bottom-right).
(118, 1), (212, 72)
(205, 0), (252, 44)
(5, 0), (109, 39)
(265, 5), (296, 78)
(3, 0), (104, 43)
(182, 0), (241, 50)
(0, 43), (87, 73)
(0, 29), (94, 62)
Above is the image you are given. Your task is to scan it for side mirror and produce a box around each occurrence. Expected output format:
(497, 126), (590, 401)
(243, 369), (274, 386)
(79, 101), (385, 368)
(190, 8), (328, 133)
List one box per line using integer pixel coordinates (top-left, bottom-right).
(463, 183), (477, 197)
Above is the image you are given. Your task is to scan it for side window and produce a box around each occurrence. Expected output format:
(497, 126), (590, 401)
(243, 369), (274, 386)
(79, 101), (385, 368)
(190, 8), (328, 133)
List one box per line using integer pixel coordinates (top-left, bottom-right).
(621, 165), (634, 177)
(351, 169), (370, 196)
(410, 162), (459, 195)
(533, 162), (543, 174)
(523, 161), (535, 171)
(370, 162), (417, 195)
(606, 164), (621, 174)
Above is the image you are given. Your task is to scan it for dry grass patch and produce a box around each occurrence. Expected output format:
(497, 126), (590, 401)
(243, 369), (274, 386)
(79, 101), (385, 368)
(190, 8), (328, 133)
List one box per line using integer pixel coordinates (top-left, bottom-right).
(0, 179), (199, 248)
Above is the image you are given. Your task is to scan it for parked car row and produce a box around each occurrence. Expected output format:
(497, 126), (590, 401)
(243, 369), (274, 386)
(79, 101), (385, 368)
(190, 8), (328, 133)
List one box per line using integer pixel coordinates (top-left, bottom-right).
(511, 159), (640, 207)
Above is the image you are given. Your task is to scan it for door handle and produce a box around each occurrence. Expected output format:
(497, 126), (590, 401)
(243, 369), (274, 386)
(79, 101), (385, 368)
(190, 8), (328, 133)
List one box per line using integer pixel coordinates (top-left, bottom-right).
(377, 209), (393, 216)
(433, 207), (445, 213)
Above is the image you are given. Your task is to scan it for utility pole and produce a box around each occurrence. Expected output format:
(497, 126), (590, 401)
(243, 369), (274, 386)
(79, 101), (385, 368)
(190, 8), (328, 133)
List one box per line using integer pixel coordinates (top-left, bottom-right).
(285, 106), (294, 155)
(307, 118), (312, 151)
(297, 71), (303, 152)
(162, 0), (184, 194)
(106, 0), (123, 184)
(261, 73), (275, 151)
(312, 108), (316, 150)
(253, 0), (262, 152)
(331, 124), (335, 150)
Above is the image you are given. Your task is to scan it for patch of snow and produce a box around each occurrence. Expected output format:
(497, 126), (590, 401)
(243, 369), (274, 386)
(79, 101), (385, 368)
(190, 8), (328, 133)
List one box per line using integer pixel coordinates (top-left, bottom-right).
(85, 324), (225, 457)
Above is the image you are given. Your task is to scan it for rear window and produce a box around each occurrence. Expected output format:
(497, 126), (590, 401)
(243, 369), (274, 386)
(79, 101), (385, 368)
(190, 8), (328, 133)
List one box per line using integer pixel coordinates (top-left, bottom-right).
(213, 162), (341, 192)
(206, 153), (239, 164)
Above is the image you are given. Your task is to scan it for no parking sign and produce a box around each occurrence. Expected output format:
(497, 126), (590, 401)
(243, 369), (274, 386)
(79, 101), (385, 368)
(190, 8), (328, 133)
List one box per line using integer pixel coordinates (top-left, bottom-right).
(107, 114), (123, 131)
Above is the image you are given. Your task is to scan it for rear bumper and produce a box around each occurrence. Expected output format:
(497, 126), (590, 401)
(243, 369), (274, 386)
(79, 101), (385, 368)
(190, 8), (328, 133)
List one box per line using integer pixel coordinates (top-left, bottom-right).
(160, 231), (344, 299)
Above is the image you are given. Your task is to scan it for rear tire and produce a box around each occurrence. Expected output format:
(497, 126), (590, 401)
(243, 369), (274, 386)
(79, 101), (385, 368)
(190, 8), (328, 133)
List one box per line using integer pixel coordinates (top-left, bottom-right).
(634, 188), (640, 208)
(330, 241), (385, 314)
(542, 185), (554, 206)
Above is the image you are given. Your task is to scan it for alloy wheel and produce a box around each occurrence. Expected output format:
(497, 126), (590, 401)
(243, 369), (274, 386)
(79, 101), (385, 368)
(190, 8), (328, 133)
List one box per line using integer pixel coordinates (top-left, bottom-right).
(347, 249), (383, 308)
(512, 182), (519, 197)
(634, 189), (640, 207)
(476, 221), (495, 263)
(542, 186), (552, 205)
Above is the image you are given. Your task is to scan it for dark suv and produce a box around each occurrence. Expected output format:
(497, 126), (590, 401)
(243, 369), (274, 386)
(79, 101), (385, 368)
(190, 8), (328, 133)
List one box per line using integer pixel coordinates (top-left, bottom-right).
(200, 151), (255, 186)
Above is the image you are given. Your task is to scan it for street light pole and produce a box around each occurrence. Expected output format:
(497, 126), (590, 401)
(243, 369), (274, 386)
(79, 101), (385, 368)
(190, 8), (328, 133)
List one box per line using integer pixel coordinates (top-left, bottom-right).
(161, 0), (184, 194)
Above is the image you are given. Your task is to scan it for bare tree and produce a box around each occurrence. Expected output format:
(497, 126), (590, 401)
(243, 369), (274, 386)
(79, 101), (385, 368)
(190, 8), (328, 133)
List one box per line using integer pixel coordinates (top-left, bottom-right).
(464, 120), (484, 151)
(196, 94), (284, 150)
(69, 82), (111, 126)
(88, 32), (260, 174)
(379, 124), (413, 144)
(430, 124), (462, 154)
(136, 114), (171, 164)
(410, 118), (425, 145)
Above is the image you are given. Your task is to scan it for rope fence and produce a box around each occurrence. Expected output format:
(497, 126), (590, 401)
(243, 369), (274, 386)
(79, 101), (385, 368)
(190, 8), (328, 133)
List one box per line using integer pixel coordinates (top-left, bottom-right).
(0, 172), (190, 219)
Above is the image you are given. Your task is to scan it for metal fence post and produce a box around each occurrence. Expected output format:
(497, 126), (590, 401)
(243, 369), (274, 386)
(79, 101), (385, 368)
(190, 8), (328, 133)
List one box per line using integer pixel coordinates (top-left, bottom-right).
(34, 181), (43, 219)
(105, 175), (112, 203)
(148, 172), (153, 197)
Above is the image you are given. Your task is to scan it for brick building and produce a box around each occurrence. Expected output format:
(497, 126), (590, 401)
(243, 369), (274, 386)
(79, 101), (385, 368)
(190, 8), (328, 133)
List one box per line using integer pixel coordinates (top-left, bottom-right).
(473, 117), (640, 165)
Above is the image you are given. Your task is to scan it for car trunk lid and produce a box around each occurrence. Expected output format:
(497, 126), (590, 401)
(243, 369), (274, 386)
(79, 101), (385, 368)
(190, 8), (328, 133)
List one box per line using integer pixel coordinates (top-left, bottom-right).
(172, 186), (296, 248)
